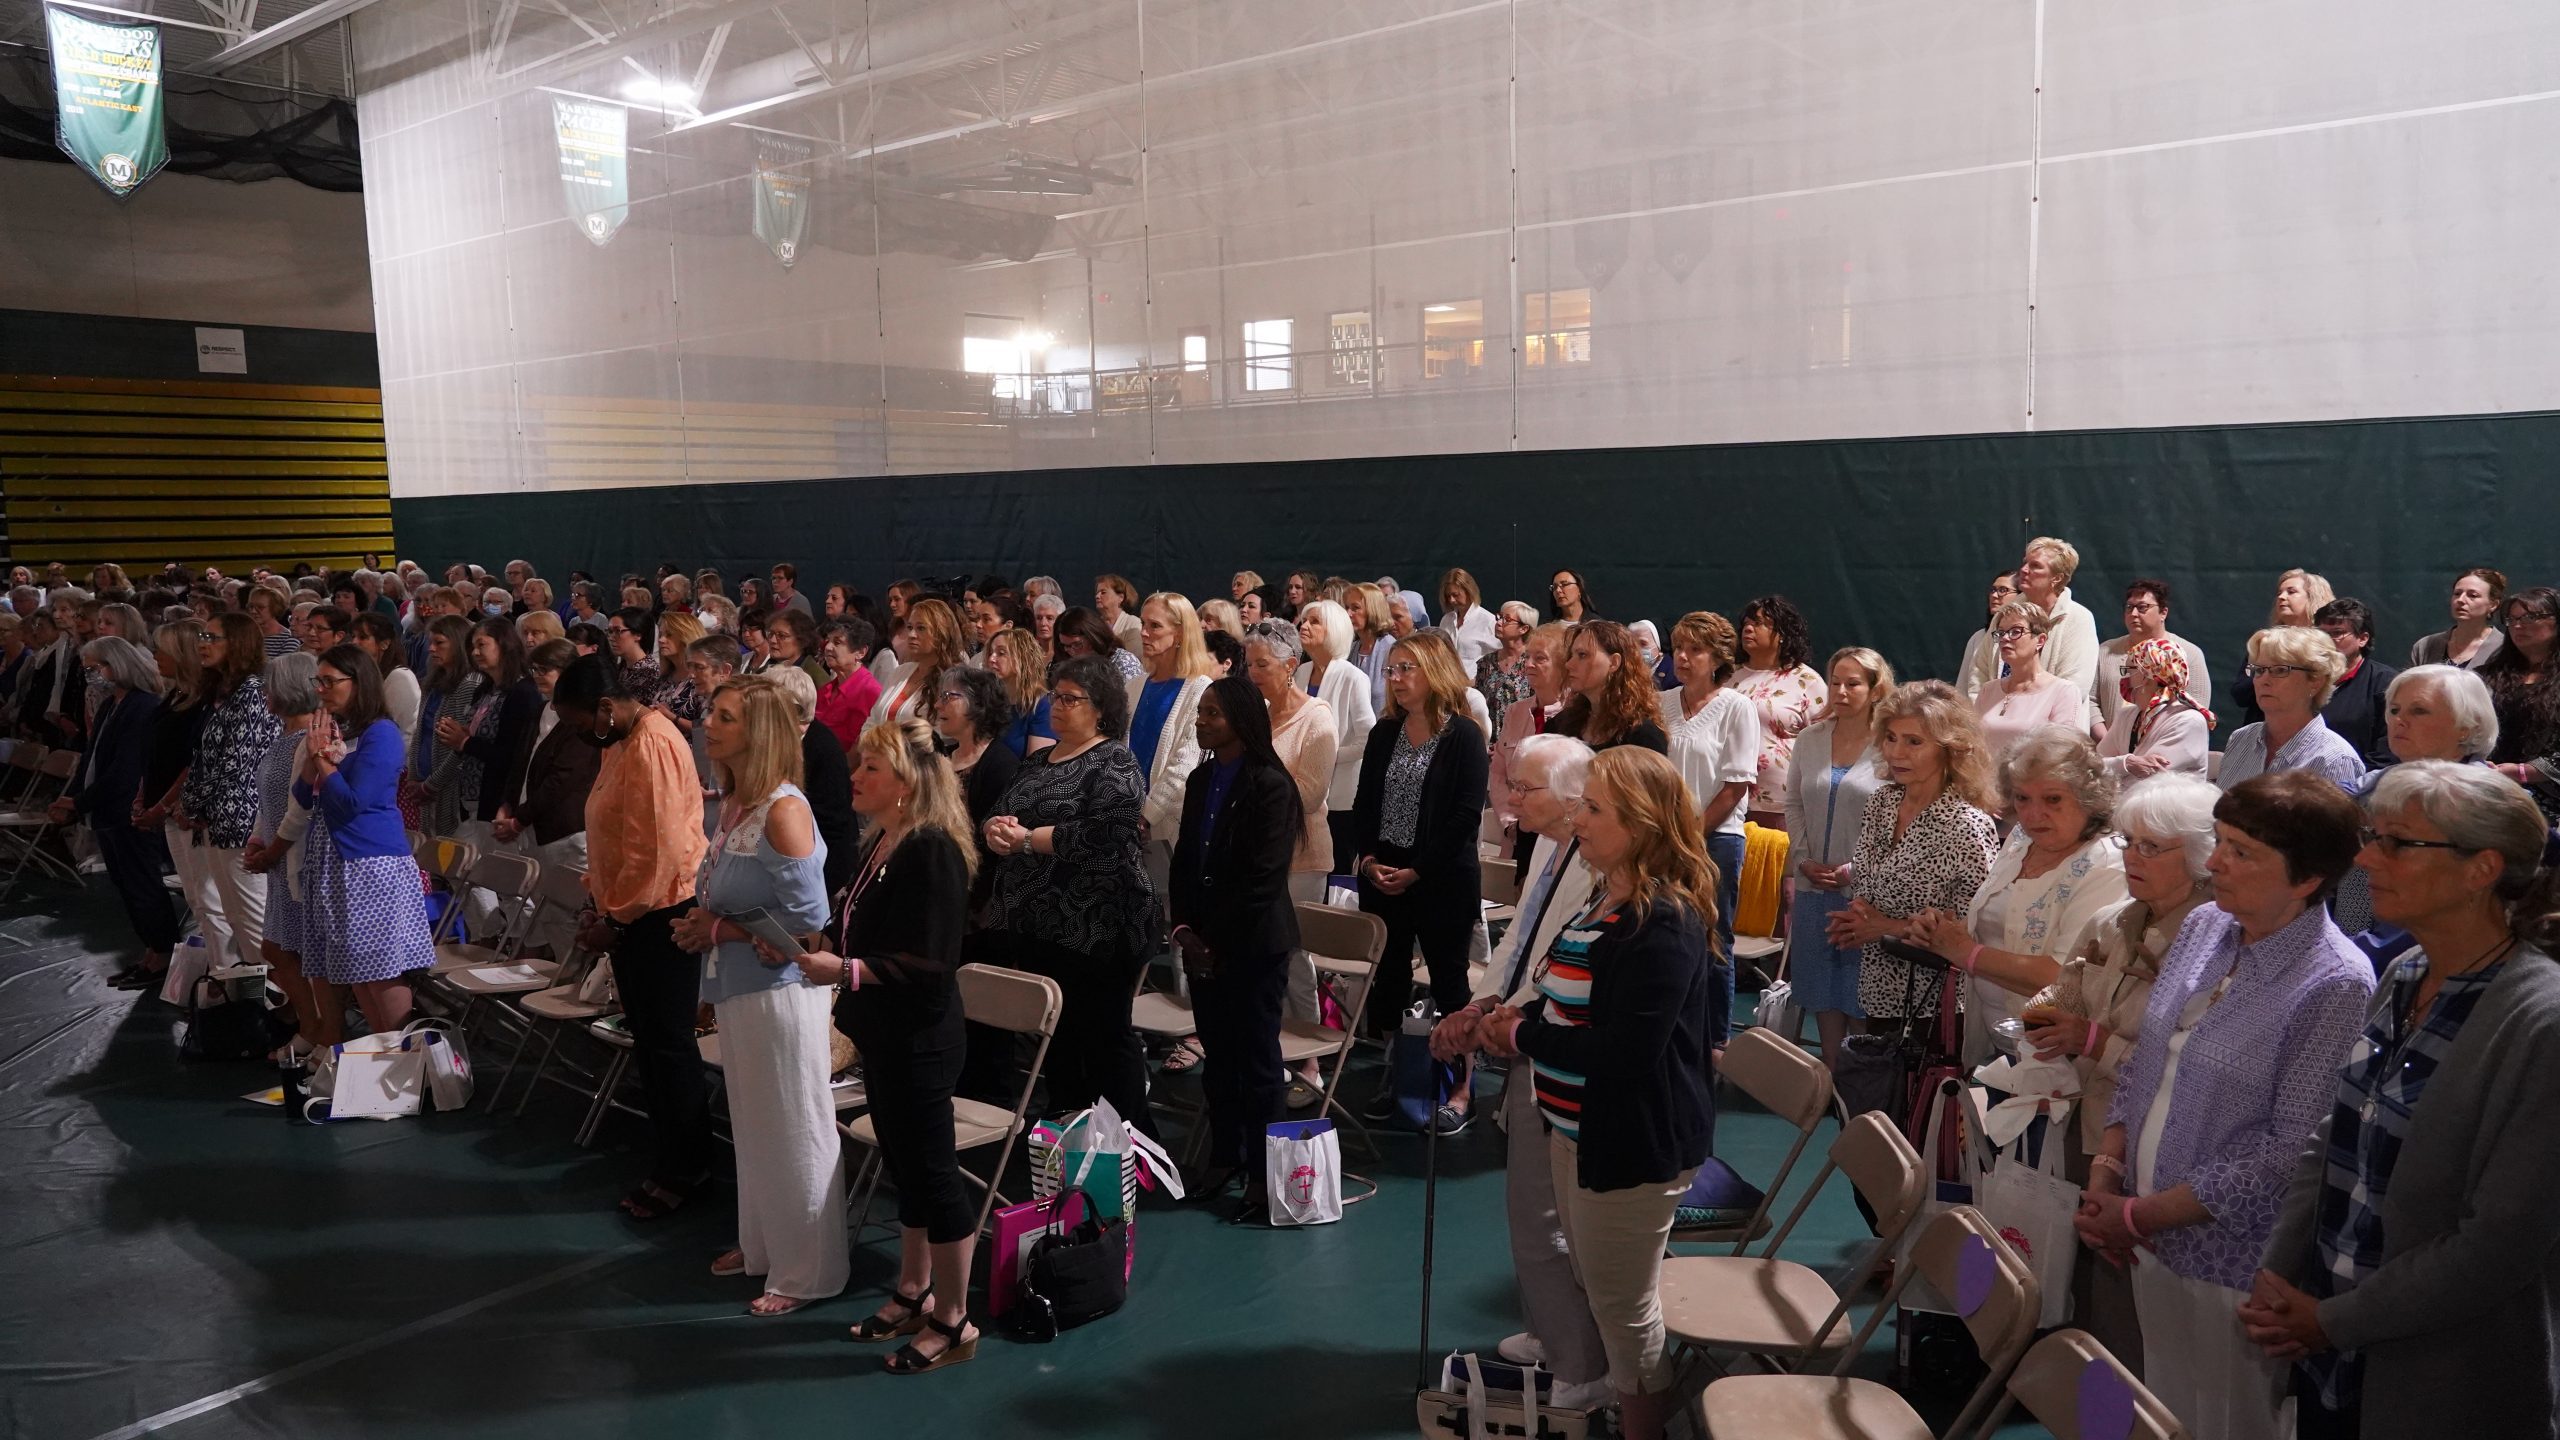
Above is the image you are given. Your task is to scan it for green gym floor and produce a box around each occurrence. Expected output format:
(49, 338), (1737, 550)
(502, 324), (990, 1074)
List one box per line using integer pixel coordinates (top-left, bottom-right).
(2, 880), (2014, 1440)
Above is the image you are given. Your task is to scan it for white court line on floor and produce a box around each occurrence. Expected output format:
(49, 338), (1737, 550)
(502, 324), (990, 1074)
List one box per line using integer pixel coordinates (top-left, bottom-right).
(84, 1243), (651, 1440)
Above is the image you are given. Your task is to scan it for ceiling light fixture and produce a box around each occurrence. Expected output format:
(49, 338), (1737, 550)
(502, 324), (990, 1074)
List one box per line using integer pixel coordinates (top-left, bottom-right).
(621, 76), (697, 107)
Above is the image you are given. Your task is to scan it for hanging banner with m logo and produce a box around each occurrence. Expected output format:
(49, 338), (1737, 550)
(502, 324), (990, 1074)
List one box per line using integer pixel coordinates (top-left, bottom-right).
(46, 5), (170, 198)
(553, 95), (629, 246)
(752, 135), (812, 268)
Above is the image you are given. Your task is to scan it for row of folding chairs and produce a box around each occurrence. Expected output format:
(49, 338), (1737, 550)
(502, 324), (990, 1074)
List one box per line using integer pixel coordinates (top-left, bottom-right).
(0, 740), (85, 905)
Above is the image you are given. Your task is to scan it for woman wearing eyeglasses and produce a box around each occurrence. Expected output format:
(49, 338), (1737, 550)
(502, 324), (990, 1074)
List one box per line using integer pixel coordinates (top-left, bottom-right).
(2480, 586), (2560, 824)
(1974, 599), (2087, 761)
(295, 646), (437, 1037)
(981, 655), (1159, 1132)
(1955, 569), (2023, 703)
(2078, 771), (2373, 1440)
(1547, 569), (1594, 626)
(930, 665), (1020, 848)
(2246, 762), (2560, 1440)
(2099, 637), (2213, 780)
(2218, 627), (2366, 795)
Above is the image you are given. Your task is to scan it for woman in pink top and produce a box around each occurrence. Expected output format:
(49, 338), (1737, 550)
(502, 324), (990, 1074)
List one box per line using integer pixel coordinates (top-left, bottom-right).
(1975, 598), (2086, 761)
(812, 619), (882, 753)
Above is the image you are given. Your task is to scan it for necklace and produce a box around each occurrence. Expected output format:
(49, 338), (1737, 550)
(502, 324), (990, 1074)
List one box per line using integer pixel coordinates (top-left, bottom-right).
(2364, 932), (2514, 1127)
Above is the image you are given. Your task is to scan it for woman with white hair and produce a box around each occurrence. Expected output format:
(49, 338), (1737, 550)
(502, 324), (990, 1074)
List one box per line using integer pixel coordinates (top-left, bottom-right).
(1473, 600), (1539, 743)
(2219, 626), (2366, 794)
(1294, 598), (1377, 876)
(241, 651), (324, 1056)
(1345, 583), (1400, 717)
(2331, 665), (2502, 938)
(50, 637), (179, 989)
(2016, 770), (2220, 1371)
(1913, 725), (2129, 1065)
(2248, 761), (2560, 1440)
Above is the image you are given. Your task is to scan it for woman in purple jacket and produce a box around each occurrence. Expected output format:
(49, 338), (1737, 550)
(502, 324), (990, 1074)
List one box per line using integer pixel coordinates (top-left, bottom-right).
(2078, 771), (2375, 1440)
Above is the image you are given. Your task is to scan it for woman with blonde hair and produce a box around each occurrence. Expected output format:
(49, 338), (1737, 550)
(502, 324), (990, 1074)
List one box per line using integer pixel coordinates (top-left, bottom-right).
(1491, 621), (1573, 864)
(1826, 680), (2002, 1021)
(2230, 570), (2338, 725)
(2219, 626), (2364, 793)
(1555, 619), (1668, 755)
(669, 676), (843, 1316)
(867, 597), (966, 736)
(1127, 591), (1217, 841)
(1346, 582), (1400, 717)
(986, 627), (1054, 757)
(1975, 597), (2086, 758)
(1784, 645), (1894, 1066)
(1476, 744), (1716, 1440)
(1354, 629), (1491, 1132)
(1230, 569), (1265, 603)
(1294, 597), (1376, 874)
(1197, 598), (1244, 643)
(516, 607), (565, 650)
(1437, 567), (1500, 673)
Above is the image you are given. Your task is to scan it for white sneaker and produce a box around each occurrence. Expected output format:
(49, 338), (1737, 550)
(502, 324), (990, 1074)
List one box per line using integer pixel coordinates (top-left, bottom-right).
(1495, 1332), (1546, 1366)
(1548, 1377), (1616, 1413)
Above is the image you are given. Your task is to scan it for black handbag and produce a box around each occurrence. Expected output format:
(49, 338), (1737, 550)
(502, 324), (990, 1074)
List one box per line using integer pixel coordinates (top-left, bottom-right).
(1008, 1189), (1128, 1342)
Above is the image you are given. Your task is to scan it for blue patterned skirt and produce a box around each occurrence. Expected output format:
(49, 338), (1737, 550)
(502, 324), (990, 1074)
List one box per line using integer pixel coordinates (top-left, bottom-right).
(1784, 888), (1866, 1017)
(296, 815), (436, 985)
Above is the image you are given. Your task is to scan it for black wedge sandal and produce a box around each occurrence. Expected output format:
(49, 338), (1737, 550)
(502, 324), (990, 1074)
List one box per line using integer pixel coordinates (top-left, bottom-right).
(848, 1287), (932, 1343)
(885, 1314), (978, 1375)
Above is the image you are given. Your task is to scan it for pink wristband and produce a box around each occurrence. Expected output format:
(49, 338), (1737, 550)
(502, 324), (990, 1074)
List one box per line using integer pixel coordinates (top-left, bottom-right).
(1961, 943), (1983, 974)
(2121, 1196), (2147, 1241)
(2085, 1019), (2102, 1054)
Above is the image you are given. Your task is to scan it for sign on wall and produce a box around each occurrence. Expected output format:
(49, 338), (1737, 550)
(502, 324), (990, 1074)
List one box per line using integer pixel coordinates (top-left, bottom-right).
(193, 327), (247, 374)
(752, 136), (811, 268)
(552, 95), (628, 245)
(45, 5), (169, 199)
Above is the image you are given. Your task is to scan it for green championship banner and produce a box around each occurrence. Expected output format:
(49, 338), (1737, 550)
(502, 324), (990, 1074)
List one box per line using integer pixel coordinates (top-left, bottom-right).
(552, 95), (629, 246)
(751, 136), (811, 268)
(45, 5), (170, 198)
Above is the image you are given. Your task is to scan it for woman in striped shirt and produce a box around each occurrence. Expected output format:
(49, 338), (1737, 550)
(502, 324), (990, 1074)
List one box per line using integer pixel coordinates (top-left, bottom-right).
(1481, 745), (1717, 1440)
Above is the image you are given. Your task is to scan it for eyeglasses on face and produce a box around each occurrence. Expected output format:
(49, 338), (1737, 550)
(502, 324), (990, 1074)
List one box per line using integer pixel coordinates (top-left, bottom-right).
(1383, 662), (1421, 679)
(1050, 691), (1093, 709)
(2120, 835), (2180, 859)
(2242, 663), (2308, 680)
(936, 690), (968, 703)
(1992, 627), (2032, 642)
(2359, 827), (2470, 858)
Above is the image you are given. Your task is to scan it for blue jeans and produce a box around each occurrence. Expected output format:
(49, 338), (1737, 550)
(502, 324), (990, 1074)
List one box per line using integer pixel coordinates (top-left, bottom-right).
(1706, 830), (1745, 1047)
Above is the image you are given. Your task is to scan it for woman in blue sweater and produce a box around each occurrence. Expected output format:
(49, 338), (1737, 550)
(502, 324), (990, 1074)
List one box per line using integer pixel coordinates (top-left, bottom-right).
(296, 646), (436, 1035)
(1481, 744), (1715, 1440)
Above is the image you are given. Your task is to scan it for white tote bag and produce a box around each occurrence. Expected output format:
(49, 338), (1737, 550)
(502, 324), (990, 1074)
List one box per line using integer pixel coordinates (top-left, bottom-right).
(324, 1032), (428, 1120)
(403, 1018), (473, 1112)
(1973, 1119), (2080, 1328)
(1263, 1119), (1344, 1226)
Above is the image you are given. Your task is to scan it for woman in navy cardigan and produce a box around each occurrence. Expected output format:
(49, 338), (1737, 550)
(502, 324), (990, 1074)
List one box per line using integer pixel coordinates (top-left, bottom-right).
(1481, 745), (1715, 1440)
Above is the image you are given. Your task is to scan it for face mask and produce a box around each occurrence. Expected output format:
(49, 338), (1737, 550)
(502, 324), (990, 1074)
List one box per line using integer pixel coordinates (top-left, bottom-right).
(484, 602), (506, 616)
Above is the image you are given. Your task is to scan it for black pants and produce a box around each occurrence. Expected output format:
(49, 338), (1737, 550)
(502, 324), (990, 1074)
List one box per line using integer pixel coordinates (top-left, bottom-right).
(1193, 949), (1289, 1171)
(1006, 932), (1155, 1137)
(1326, 810), (1357, 879)
(608, 903), (715, 1187)
(858, 1008), (974, 1243)
(2293, 1374), (2360, 1440)
(96, 822), (180, 952)
(1361, 883), (1476, 1033)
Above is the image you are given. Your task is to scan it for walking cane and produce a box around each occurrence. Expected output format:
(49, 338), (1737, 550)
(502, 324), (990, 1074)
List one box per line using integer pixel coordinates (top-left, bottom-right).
(1416, 1091), (1439, 1393)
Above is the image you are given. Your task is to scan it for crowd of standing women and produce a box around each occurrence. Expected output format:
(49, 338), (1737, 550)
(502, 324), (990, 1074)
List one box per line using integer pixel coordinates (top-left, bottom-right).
(7, 544), (2560, 1435)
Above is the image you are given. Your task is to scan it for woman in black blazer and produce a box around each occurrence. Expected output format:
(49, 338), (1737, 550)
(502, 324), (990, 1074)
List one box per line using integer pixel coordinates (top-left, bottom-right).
(1352, 629), (1490, 1133)
(1170, 675), (1303, 1211)
(54, 637), (178, 981)
(1480, 745), (1715, 1440)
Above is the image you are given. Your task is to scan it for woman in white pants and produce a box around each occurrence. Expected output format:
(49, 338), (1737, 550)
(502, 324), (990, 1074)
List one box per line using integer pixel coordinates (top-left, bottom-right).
(670, 675), (845, 1315)
(177, 613), (282, 970)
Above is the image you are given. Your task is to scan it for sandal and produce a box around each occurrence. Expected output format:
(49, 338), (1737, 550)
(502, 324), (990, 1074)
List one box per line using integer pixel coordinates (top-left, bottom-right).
(710, 1249), (747, 1277)
(748, 1292), (811, 1317)
(618, 1173), (707, 1221)
(849, 1287), (932, 1342)
(886, 1314), (979, 1375)
(1284, 1078), (1322, 1111)
(1160, 1036), (1206, 1075)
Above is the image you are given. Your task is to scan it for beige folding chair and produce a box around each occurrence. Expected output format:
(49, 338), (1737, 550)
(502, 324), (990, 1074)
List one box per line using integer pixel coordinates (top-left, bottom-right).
(429, 851), (542, 972)
(842, 962), (1062, 1242)
(0, 749), (83, 901)
(0, 741), (55, 813)
(1975, 1328), (2190, 1440)
(1280, 902), (1387, 1165)
(481, 866), (612, 1115)
(1693, 1206), (2041, 1440)
(1479, 854), (1521, 910)
(1668, 1025), (1834, 1249)
(1658, 1110), (1926, 1373)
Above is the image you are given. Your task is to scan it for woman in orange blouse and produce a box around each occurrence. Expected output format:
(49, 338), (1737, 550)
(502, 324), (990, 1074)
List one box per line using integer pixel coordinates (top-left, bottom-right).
(556, 655), (715, 1220)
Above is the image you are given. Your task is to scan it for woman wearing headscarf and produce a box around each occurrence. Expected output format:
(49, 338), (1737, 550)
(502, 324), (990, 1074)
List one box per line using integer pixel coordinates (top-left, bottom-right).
(2099, 636), (2214, 780)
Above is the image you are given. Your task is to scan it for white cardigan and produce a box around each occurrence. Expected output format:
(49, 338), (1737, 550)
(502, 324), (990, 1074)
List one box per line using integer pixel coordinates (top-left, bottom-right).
(1440, 604), (1500, 674)
(1959, 830), (2128, 1067)
(1295, 657), (1377, 812)
(1124, 672), (1210, 836)
(2097, 702), (2210, 780)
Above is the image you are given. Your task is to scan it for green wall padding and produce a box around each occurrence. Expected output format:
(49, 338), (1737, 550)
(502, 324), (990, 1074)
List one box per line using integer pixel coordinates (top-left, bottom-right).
(392, 409), (2560, 694)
